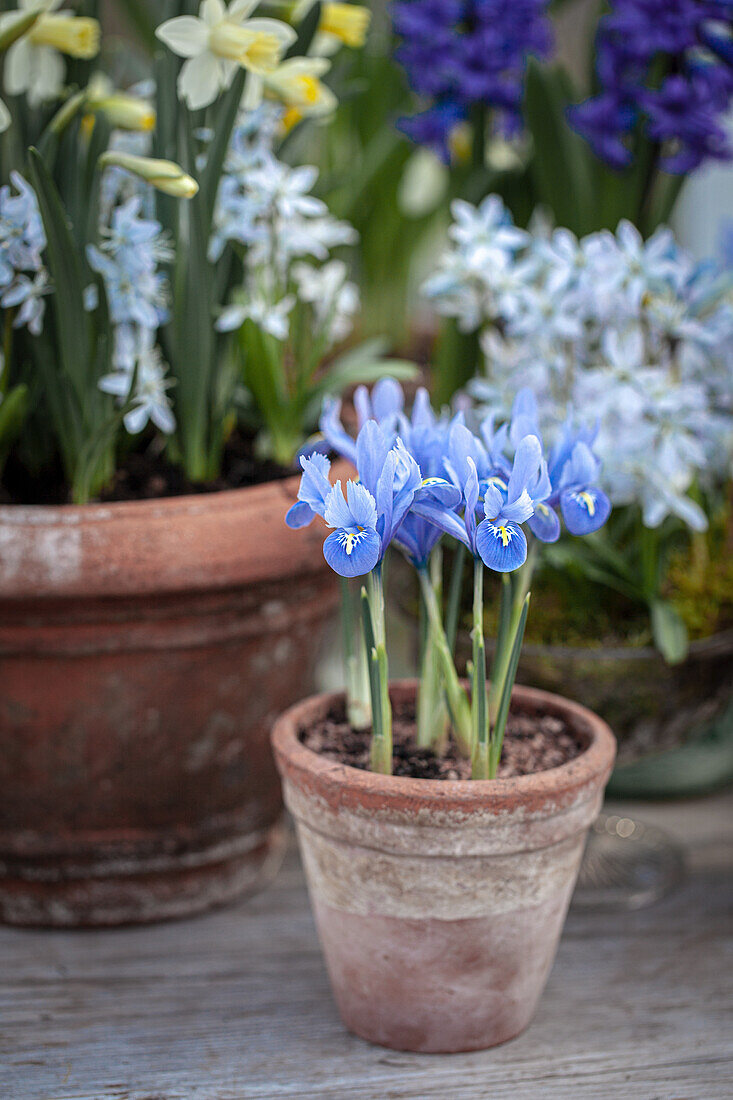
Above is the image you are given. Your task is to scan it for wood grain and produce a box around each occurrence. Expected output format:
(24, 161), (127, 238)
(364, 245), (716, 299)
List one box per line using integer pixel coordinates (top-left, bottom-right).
(2, 794), (732, 1100)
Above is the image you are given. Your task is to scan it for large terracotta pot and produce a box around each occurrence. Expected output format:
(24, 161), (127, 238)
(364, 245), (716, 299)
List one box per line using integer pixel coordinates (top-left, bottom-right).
(0, 472), (340, 927)
(273, 681), (616, 1053)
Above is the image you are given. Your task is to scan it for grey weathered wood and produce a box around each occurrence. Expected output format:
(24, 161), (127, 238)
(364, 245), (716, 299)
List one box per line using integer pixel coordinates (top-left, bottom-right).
(2, 793), (732, 1100)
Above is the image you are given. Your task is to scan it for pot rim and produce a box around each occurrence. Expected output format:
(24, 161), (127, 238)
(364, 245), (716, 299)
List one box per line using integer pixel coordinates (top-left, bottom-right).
(0, 470), (297, 525)
(518, 626), (733, 663)
(0, 461), (353, 600)
(272, 679), (616, 816)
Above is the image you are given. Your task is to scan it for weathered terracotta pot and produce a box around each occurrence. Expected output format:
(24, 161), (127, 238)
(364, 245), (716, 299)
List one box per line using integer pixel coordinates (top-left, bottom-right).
(273, 681), (616, 1053)
(0, 471), (342, 927)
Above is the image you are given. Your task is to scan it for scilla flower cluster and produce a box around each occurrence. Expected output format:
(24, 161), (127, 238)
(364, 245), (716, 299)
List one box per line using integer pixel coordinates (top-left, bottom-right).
(89, 194), (175, 436)
(286, 378), (610, 777)
(0, 171), (48, 337)
(424, 196), (733, 534)
(213, 105), (359, 348)
(0, 0), (371, 501)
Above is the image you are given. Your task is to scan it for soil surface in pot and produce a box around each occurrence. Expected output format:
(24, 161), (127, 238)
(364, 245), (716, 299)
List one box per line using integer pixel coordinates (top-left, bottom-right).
(0, 431), (291, 505)
(301, 698), (583, 780)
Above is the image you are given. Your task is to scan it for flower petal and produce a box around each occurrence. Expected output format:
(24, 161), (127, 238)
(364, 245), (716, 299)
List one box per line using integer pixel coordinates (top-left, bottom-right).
(476, 520), (527, 572)
(528, 502), (561, 543)
(297, 452), (332, 514)
(414, 477), (461, 508)
(323, 526), (380, 578)
(355, 419), (390, 497)
(177, 50), (222, 109)
(346, 480), (378, 530)
(320, 397), (357, 464)
(155, 16), (209, 58)
(324, 480), (356, 529)
(201, 0), (226, 26)
(410, 499), (470, 549)
(507, 434), (542, 504)
(371, 377), (404, 423)
(285, 501), (315, 529)
(560, 487), (611, 535)
(5, 38), (31, 96)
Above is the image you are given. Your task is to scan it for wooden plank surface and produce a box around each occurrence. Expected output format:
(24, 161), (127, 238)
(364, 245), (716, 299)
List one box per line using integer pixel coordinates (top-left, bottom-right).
(2, 793), (732, 1100)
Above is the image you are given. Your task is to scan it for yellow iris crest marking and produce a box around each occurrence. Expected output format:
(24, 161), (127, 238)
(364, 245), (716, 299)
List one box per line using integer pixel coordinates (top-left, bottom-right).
(576, 490), (596, 516)
(537, 502), (549, 515)
(341, 526), (365, 556)
(488, 476), (508, 491)
(495, 524), (512, 547)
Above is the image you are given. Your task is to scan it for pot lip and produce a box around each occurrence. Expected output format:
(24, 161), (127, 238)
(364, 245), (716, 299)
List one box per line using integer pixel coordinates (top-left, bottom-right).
(0, 469), (300, 525)
(272, 679), (616, 814)
(518, 626), (733, 662)
(0, 459), (353, 600)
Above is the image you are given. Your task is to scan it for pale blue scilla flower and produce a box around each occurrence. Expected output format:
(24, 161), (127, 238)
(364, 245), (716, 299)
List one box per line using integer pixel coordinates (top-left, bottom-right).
(432, 194), (732, 533)
(0, 172), (49, 334)
(99, 326), (176, 436)
(87, 196), (170, 330)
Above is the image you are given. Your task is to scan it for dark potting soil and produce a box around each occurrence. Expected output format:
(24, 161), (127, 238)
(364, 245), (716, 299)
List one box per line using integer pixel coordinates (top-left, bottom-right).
(301, 698), (584, 780)
(0, 431), (291, 505)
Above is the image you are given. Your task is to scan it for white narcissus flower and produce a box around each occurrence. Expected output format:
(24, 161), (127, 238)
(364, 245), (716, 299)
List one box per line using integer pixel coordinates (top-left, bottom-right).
(155, 0), (296, 111)
(85, 74), (156, 133)
(264, 57), (336, 118)
(1, 0), (100, 107)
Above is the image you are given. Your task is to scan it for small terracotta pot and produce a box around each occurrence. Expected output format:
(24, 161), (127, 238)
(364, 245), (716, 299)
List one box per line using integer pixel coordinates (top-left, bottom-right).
(273, 681), (616, 1053)
(0, 468), (345, 927)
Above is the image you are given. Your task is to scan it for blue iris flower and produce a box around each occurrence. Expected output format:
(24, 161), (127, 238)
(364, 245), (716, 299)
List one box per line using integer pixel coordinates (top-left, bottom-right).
(392, 387), (462, 567)
(286, 417), (459, 578)
(550, 433), (612, 536)
(315, 377), (404, 465)
(507, 389), (560, 544)
(503, 388), (611, 542)
(323, 480), (382, 578)
(413, 423), (542, 572)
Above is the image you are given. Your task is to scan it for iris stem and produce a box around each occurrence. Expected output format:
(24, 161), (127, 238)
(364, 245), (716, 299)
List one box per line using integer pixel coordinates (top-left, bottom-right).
(367, 566), (392, 775)
(489, 541), (537, 723)
(445, 541), (467, 653)
(417, 549), (449, 751)
(340, 577), (371, 731)
(417, 565), (472, 757)
(471, 558), (489, 779)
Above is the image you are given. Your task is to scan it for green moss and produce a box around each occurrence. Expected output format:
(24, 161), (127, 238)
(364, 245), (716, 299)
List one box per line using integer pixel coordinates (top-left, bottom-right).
(479, 517), (732, 650)
(666, 528), (733, 640)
